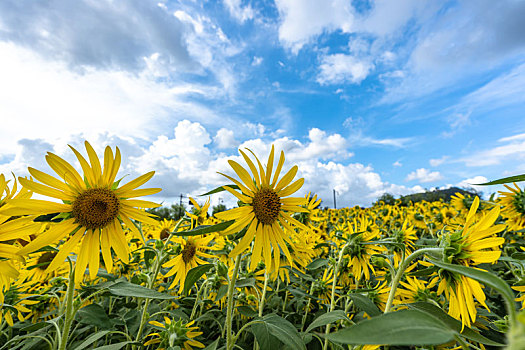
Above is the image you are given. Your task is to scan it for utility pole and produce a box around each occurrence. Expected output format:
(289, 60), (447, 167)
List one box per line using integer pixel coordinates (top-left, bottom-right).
(333, 189), (337, 209)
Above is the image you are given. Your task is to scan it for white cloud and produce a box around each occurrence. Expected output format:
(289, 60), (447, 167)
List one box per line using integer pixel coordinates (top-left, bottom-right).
(252, 56), (263, 66)
(406, 168), (443, 183)
(0, 122), (428, 208)
(223, 0), (255, 23)
(275, 0), (354, 53)
(317, 54), (373, 85)
(393, 161), (402, 167)
(0, 0), (197, 72)
(429, 156), (448, 167)
(456, 176), (488, 192)
(460, 132), (525, 167)
(0, 43), (224, 156)
(214, 128), (237, 149)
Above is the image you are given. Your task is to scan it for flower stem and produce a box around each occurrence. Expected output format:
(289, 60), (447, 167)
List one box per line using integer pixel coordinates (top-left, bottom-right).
(384, 247), (443, 313)
(134, 218), (184, 347)
(323, 240), (351, 350)
(58, 266), (75, 350)
(226, 254), (242, 350)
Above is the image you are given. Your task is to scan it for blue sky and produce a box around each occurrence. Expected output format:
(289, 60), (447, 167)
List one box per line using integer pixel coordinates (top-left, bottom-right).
(1, 0), (525, 208)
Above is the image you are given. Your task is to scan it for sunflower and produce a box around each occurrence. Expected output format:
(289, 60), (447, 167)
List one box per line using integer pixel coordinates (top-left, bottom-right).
(146, 317), (204, 349)
(397, 276), (438, 305)
(498, 182), (525, 231)
(187, 197), (211, 228)
(0, 141), (161, 283)
(163, 234), (219, 293)
(214, 146), (309, 273)
(435, 196), (505, 328)
(0, 174), (40, 297)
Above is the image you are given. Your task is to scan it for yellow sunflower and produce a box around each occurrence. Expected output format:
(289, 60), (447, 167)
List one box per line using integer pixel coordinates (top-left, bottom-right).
(163, 234), (219, 293)
(187, 197), (211, 228)
(146, 317), (204, 349)
(498, 182), (525, 231)
(214, 146), (309, 273)
(435, 196), (506, 328)
(0, 141), (161, 283)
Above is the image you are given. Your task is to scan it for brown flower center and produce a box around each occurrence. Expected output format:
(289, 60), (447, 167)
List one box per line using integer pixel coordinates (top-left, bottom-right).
(252, 188), (281, 225)
(160, 228), (170, 241)
(182, 241), (197, 264)
(72, 188), (120, 231)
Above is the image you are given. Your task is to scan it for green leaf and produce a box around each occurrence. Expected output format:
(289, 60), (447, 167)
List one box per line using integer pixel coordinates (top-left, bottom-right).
(325, 309), (455, 345)
(258, 314), (306, 350)
(183, 264), (214, 295)
(76, 304), (112, 329)
(200, 185), (240, 196)
(203, 338), (220, 350)
(108, 281), (175, 300)
(235, 277), (256, 288)
(408, 302), (505, 346)
(251, 322), (282, 350)
(307, 258), (328, 270)
(92, 341), (141, 350)
(475, 174), (525, 185)
(428, 259), (516, 306)
(73, 330), (111, 350)
(175, 220), (235, 236)
(237, 305), (258, 318)
(305, 310), (350, 333)
(348, 294), (381, 317)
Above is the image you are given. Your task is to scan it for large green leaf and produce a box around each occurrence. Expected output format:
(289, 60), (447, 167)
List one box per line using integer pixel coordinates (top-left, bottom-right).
(408, 302), (505, 346)
(325, 309), (455, 345)
(174, 220), (235, 236)
(108, 281), (175, 300)
(305, 310), (350, 333)
(92, 341), (141, 350)
(428, 259), (516, 306)
(200, 185), (240, 196)
(183, 264), (214, 295)
(252, 314), (306, 350)
(348, 293), (381, 317)
(475, 174), (525, 185)
(251, 322), (282, 350)
(306, 258), (328, 270)
(76, 304), (112, 329)
(73, 331), (111, 350)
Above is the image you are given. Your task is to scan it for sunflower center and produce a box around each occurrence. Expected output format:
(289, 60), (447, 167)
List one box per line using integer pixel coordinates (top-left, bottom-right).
(37, 251), (57, 270)
(160, 228), (170, 240)
(181, 241), (197, 264)
(252, 188), (281, 225)
(72, 188), (120, 230)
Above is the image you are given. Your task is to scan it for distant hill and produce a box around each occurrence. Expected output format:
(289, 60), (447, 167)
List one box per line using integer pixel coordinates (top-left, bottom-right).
(375, 187), (480, 206)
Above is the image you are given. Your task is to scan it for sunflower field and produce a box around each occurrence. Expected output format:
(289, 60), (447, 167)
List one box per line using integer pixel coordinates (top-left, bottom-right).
(0, 141), (524, 350)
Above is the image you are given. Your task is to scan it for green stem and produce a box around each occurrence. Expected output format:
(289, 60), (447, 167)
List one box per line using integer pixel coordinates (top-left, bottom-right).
(226, 254), (242, 350)
(323, 241), (351, 350)
(58, 266), (75, 350)
(301, 283), (315, 332)
(384, 248), (443, 313)
(254, 272), (270, 350)
(134, 218), (184, 347)
(191, 280), (207, 320)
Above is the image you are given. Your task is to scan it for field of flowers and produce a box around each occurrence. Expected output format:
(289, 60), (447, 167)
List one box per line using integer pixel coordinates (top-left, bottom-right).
(0, 141), (524, 350)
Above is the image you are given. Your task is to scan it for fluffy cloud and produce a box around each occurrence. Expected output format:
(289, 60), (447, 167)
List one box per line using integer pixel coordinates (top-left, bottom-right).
(317, 54), (373, 85)
(429, 156), (448, 167)
(214, 128), (237, 149)
(0, 121), (424, 208)
(223, 0), (255, 23)
(0, 0), (197, 72)
(406, 168), (443, 183)
(456, 176), (488, 192)
(275, 0), (354, 53)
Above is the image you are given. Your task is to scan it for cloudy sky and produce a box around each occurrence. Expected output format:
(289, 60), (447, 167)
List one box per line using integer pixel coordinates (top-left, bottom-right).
(1, 0), (525, 208)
